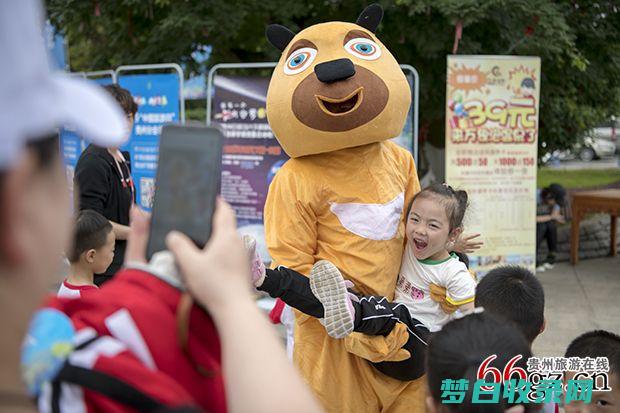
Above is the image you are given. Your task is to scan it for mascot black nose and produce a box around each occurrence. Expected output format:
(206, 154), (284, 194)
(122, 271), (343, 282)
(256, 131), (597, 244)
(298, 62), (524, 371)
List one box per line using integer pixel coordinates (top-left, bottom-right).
(314, 58), (356, 83)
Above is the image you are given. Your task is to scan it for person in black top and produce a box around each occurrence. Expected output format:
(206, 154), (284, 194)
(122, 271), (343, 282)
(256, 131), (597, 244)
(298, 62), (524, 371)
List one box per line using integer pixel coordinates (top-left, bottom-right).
(74, 85), (137, 285)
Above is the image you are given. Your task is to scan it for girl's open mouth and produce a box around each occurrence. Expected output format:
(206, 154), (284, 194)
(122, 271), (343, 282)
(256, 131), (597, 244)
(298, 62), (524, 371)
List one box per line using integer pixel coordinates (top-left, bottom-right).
(413, 238), (428, 251)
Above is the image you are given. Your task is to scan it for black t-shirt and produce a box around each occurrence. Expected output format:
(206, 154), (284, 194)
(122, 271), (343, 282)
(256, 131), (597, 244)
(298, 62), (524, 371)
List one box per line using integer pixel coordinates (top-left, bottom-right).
(74, 145), (135, 280)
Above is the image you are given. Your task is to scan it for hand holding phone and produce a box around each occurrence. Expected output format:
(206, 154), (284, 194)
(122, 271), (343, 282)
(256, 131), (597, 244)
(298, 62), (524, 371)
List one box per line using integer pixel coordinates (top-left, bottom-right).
(146, 124), (224, 259)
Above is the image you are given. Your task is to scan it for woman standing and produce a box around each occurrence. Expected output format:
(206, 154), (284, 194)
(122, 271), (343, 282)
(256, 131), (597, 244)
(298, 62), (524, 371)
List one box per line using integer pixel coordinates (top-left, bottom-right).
(74, 85), (137, 285)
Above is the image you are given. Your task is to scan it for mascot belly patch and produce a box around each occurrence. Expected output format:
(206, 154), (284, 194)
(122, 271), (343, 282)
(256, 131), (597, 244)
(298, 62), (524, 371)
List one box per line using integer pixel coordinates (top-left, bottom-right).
(330, 192), (404, 241)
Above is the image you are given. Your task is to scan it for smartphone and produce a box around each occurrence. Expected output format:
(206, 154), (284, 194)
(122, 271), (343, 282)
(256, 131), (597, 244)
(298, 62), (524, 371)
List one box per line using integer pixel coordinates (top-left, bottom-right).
(146, 124), (223, 259)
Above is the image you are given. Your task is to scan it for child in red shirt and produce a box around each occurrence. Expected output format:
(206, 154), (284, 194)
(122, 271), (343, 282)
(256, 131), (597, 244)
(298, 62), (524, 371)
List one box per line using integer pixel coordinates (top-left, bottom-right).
(58, 210), (115, 298)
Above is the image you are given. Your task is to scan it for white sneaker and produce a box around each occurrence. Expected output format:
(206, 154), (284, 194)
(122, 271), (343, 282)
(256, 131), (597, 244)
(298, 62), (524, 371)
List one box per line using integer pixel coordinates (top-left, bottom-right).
(242, 235), (265, 287)
(536, 265), (546, 273)
(544, 262), (555, 270)
(309, 260), (355, 339)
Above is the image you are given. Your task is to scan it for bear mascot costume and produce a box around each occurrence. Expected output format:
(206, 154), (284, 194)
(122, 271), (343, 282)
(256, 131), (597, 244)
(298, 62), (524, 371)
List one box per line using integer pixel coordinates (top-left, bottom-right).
(264, 4), (427, 412)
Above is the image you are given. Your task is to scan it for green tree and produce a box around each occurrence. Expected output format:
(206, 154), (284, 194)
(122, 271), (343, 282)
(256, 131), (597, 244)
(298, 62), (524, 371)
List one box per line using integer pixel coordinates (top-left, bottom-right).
(48, 0), (620, 155)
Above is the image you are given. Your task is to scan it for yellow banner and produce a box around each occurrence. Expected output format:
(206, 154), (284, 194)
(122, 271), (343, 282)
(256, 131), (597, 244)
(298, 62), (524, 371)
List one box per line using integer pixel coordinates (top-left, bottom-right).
(445, 55), (541, 276)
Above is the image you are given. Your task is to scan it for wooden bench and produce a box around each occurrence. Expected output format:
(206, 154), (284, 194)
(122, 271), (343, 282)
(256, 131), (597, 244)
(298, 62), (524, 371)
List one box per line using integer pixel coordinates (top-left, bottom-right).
(570, 189), (620, 265)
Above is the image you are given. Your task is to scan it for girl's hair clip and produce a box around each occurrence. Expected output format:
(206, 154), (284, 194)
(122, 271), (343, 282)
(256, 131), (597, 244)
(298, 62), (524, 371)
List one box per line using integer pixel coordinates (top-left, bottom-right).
(452, 306), (485, 320)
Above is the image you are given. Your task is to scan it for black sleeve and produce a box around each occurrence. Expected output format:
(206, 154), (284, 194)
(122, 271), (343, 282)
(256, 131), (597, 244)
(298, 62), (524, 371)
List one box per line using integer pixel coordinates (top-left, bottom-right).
(259, 267), (324, 318)
(74, 154), (110, 214)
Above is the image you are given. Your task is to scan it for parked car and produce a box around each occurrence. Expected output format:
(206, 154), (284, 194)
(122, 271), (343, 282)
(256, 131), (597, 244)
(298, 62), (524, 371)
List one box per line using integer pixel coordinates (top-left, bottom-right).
(540, 135), (616, 164)
(590, 117), (620, 142)
(577, 135), (616, 161)
(586, 118), (619, 153)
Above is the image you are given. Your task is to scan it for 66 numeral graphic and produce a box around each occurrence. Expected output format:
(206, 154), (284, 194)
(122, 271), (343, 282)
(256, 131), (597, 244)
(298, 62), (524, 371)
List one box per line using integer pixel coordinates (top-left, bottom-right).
(477, 355), (527, 390)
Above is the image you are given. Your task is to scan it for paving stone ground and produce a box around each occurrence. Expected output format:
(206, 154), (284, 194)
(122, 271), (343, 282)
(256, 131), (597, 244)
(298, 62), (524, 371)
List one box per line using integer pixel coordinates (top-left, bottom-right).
(532, 255), (620, 357)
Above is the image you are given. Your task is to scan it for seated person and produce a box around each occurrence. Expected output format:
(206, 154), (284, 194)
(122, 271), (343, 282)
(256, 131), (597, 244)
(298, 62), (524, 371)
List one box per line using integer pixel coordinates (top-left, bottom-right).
(58, 210), (115, 298)
(248, 183), (477, 381)
(563, 330), (620, 412)
(536, 184), (566, 272)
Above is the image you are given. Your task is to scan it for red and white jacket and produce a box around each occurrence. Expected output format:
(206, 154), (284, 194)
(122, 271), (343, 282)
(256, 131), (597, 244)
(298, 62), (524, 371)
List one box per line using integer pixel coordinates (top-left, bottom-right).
(34, 268), (226, 413)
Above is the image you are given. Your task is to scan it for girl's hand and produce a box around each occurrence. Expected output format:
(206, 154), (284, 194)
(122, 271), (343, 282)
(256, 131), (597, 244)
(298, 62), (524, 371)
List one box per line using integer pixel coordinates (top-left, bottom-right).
(451, 233), (483, 254)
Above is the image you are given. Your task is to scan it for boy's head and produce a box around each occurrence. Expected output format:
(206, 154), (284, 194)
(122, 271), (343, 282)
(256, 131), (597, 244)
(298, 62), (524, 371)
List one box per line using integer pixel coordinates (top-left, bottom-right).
(564, 330), (620, 413)
(426, 312), (533, 413)
(68, 210), (115, 274)
(475, 265), (545, 345)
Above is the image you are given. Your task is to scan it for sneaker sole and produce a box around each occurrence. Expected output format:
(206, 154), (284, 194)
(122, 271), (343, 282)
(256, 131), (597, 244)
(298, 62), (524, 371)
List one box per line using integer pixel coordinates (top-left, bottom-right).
(309, 260), (354, 339)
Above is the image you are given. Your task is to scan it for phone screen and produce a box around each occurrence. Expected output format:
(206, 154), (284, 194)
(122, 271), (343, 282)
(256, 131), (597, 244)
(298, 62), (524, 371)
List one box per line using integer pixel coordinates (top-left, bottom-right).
(146, 124), (223, 259)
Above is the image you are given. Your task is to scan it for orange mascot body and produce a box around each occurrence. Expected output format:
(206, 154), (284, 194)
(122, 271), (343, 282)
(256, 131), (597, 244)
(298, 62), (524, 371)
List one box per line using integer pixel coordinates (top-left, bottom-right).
(264, 4), (426, 412)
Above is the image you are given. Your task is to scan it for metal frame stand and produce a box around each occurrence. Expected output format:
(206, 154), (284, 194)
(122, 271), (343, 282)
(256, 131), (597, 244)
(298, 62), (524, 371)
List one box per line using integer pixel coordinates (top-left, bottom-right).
(115, 63), (186, 123)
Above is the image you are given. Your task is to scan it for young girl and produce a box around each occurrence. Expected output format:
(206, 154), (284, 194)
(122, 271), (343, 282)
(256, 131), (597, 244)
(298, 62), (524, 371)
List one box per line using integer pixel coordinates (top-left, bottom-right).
(426, 312), (533, 413)
(248, 183), (477, 381)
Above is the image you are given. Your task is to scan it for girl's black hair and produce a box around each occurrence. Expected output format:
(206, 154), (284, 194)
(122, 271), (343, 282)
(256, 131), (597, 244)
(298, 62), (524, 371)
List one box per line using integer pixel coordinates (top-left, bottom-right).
(406, 183), (469, 231)
(427, 312), (533, 413)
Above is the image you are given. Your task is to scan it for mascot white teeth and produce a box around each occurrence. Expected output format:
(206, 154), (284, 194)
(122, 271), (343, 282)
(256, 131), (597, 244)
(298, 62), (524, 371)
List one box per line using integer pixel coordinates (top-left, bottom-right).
(264, 4), (427, 412)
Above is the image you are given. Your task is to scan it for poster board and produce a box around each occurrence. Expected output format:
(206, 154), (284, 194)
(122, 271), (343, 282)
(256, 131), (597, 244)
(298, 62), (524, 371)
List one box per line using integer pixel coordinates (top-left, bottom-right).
(445, 55), (541, 276)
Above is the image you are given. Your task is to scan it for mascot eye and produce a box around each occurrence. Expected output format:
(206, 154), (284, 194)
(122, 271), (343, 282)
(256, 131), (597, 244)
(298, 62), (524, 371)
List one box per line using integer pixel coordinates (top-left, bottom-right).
(284, 47), (317, 75)
(344, 38), (381, 61)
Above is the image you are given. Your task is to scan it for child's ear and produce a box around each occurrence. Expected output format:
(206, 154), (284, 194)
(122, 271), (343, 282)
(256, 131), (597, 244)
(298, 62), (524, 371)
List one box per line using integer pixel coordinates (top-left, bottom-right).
(540, 316), (546, 335)
(85, 249), (97, 264)
(450, 226), (463, 241)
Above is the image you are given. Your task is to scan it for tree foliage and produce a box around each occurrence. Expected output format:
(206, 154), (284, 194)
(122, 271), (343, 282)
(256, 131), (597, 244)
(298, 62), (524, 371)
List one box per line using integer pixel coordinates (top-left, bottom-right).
(48, 0), (620, 153)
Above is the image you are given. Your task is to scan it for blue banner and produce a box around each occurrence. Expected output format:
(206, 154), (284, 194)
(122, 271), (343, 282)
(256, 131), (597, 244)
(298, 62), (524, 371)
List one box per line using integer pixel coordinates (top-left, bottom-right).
(118, 73), (181, 210)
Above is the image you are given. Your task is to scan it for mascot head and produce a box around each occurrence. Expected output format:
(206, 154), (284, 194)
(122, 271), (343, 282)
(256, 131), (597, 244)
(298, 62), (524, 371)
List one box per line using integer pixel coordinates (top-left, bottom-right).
(265, 4), (411, 158)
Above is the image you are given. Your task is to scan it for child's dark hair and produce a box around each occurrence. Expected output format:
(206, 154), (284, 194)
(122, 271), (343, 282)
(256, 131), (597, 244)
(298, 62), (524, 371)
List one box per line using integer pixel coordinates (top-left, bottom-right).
(103, 84), (138, 117)
(475, 266), (545, 344)
(68, 210), (113, 263)
(541, 183), (566, 207)
(565, 330), (620, 375)
(406, 183), (469, 232)
(427, 312), (533, 413)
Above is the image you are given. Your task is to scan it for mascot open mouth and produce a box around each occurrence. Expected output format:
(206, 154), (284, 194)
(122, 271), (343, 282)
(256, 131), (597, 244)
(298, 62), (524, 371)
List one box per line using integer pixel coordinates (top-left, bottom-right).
(292, 65), (389, 132)
(315, 88), (364, 116)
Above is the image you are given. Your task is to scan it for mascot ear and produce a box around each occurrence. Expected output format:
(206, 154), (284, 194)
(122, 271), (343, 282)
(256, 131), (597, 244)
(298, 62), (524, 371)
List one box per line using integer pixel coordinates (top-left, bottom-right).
(266, 24), (296, 52)
(355, 4), (383, 33)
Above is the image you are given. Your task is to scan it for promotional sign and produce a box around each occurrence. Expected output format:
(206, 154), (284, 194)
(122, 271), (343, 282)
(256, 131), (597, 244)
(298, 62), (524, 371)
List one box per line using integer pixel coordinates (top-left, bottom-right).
(118, 72), (181, 210)
(211, 75), (289, 261)
(444, 55), (541, 276)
